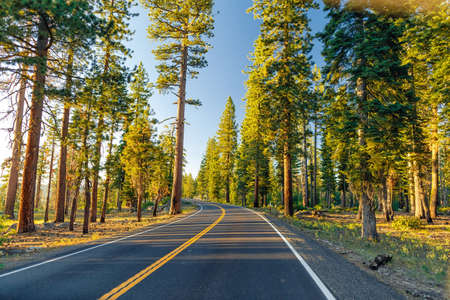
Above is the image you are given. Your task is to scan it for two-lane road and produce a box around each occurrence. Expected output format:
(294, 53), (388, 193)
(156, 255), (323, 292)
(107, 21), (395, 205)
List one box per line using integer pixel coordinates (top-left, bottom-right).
(1, 202), (333, 299)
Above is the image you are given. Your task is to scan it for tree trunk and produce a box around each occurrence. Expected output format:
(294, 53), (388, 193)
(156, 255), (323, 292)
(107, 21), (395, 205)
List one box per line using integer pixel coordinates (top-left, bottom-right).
(386, 171), (395, 221)
(152, 194), (160, 217)
(341, 190), (346, 208)
(408, 158), (415, 215)
(116, 185), (122, 212)
(82, 177), (91, 234)
(413, 160), (423, 218)
(43, 138), (55, 222)
(81, 108), (92, 234)
(4, 69), (27, 219)
(35, 172), (42, 210)
(361, 191), (377, 240)
(100, 178), (109, 223)
(54, 49), (73, 223)
(283, 143), (293, 216)
(100, 127), (114, 223)
(169, 44), (188, 215)
(225, 175), (230, 203)
(90, 116), (103, 223)
(253, 162), (259, 208)
(430, 104), (439, 218)
(356, 49), (377, 239)
(17, 16), (49, 233)
(313, 118), (317, 207)
(357, 196), (362, 220)
(137, 191), (143, 222)
(64, 182), (71, 216)
(69, 177), (81, 231)
(302, 122), (309, 208)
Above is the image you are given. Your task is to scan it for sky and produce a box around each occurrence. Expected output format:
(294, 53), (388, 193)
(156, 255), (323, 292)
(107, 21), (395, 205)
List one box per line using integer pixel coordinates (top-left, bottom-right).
(0, 0), (328, 178)
(125, 0), (327, 176)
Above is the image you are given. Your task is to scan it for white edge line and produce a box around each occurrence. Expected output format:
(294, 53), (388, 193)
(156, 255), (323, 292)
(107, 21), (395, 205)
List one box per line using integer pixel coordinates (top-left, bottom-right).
(0, 204), (204, 279)
(248, 208), (336, 300)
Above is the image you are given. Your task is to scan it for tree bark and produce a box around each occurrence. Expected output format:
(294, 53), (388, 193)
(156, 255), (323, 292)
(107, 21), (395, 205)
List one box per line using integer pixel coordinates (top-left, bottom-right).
(253, 162), (259, 208)
(69, 177), (81, 231)
(356, 50), (377, 239)
(5, 69), (27, 219)
(407, 158), (415, 215)
(43, 137), (55, 222)
(313, 118), (317, 207)
(82, 177), (91, 234)
(90, 116), (103, 223)
(169, 43), (188, 215)
(137, 191), (143, 222)
(116, 185), (122, 212)
(430, 104), (439, 218)
(64, 182), (70, 216)
(302, 122), (309, 207)
(35, 172), (42, 210)
(17, 16), (49, 233)
(225, 175), (230, 203)
(386, 171), (395, 221)
(82, 108), (92, 234)
(283, 143), (293, 216)
(55, 49), (73, 223)
(100, 127), (114, 223)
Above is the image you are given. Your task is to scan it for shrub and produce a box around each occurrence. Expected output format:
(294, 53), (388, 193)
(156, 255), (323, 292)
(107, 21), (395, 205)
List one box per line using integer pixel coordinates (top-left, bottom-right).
(438, 207), (450, 215)
(392, 216), (422, 230)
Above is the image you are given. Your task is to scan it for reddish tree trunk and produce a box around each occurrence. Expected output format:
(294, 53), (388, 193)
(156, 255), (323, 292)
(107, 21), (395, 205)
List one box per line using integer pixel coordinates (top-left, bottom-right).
(283, 143), (293, 217)
(253, 162), (259, 208)
(137, 191), (143, 222)
(69, 177), (81, 231)
(55, 49), (73, 222)
(90, 116), (104, 223)
(17, 17), (49, 233)
(430, 104), (439, 218)
(4, 69), (26, 219)
(169, 44), (188, 215)
(44, 138), (55, 222)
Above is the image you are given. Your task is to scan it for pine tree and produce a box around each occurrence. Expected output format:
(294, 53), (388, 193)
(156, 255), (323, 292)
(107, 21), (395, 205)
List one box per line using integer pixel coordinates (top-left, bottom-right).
(121, 111), (156, 222)
(217, 97), (238, 203)
(248, 0), (316, 216)
(141, 0), (215, 214)
(1, 1), (100, 233)
(90, 0), (134, 223)
(319, 0), (412, 239)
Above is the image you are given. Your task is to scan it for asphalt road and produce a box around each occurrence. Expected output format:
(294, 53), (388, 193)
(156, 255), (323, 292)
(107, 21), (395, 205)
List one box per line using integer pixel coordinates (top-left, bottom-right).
(0, 202), (360, 299)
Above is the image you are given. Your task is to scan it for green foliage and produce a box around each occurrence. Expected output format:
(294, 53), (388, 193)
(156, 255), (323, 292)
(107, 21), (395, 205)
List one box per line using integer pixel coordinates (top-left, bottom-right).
(392, 216), (422, 230)
(217, 97), (238, 201)
(141, 0), (215, 93)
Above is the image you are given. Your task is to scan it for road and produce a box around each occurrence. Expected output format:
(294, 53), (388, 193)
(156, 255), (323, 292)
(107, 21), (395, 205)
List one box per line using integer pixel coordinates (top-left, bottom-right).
(0, 202), (336, 299)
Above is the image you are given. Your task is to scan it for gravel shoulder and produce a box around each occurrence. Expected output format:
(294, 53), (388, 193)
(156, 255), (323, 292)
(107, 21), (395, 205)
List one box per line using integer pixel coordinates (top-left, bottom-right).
(260, 210), (408, 300)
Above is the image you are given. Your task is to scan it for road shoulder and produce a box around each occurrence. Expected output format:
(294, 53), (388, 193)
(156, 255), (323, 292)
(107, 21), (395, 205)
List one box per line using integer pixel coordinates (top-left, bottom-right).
(257, 210), (407, 300)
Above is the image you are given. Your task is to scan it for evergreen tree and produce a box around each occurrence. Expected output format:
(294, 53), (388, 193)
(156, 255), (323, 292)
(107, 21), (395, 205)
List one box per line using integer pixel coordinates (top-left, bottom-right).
(141, 0), (215, 214)
(248, 0), (316, 216)
(319, 0), (412, 239)
(217, 97), (238, 203)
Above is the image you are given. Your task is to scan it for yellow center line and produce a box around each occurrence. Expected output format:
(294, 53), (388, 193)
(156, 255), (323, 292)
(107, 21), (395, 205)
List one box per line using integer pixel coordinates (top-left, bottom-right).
(99, 204), (226, 300)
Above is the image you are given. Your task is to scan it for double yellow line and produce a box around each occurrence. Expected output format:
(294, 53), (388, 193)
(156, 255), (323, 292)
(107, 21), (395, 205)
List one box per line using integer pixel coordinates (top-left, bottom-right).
(99, 205), (226, 300)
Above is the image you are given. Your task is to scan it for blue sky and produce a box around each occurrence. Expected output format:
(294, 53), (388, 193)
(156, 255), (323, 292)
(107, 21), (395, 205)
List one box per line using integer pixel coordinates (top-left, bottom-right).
(126, 0), (327, 177)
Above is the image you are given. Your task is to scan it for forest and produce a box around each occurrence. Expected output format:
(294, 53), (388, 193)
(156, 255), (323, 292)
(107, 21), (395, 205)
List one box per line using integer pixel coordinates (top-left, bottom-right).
(193, 0), (449, 240)
(0, 0), (448, 242)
